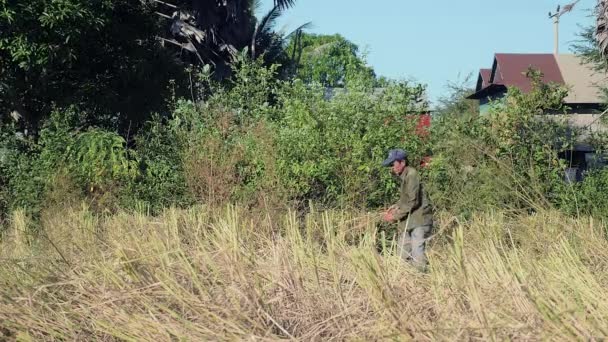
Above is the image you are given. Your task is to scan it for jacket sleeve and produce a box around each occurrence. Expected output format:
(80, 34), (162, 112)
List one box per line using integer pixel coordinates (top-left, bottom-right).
(392, 170), (421, 221)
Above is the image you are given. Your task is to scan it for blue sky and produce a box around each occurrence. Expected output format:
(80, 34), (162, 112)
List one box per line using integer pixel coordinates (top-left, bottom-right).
(259, 0), (596, 107)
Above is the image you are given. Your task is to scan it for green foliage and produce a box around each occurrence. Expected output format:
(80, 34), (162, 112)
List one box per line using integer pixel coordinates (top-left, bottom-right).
(274, 74), (428, 207)
(4, 59), (566, 222)
(208, 53), (281, 122)
(557, 169), (608, 218)
(129, 114), (191, 212)
(287, 33), (376, 87)
(165, 59), (428, 209)
(0, 0), (186, 133)
(2, 145), (46, 217)
(1, 108), (139, 219)
(435, 74), (478, 116)
(0, 108), (79, 218)
(159, 61), (285, 208)
(5, 48), (608, 226)
(483, 70), (571, 197)
(427, 70), (574, 215)
(573, 26), (608, 71)
(572, 25), (608, 118)
(66, 129), (137, 194)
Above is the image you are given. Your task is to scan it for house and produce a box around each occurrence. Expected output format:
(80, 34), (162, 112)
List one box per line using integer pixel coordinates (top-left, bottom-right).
(469, 53), (607, 112)
(467, 53), (608, 178)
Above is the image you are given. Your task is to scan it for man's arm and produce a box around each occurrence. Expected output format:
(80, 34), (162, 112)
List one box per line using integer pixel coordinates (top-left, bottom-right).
(390, 170), (421, 222)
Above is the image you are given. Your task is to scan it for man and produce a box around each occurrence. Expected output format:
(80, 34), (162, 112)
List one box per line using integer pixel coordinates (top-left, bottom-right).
(381, 149), (433, 270)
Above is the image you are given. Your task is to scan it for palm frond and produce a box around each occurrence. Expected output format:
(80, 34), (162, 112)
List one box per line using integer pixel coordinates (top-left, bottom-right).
(285, 22), (313, 39)
(596, 0), (608, 58)
(251, 5), (283, 57)
(274, 0), (297, 10)
(249, 0), (263, 14)
(256, 5), (283, 34)
(560, 0), (580, 15)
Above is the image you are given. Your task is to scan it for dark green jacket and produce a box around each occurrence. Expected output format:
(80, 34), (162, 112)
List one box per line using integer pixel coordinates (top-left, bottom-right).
(392, 166), (433, 230)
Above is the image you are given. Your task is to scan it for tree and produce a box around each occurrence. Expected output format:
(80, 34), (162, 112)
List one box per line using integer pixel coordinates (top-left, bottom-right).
(573, 24), (608, 102)
(435, 74), (478, 116)
(156, 0), (305, 79)
(285, 33), (376, 87)
(574, 25), (608, 69)
(596, 0), (608, 58)
(0, 0), (186, 135)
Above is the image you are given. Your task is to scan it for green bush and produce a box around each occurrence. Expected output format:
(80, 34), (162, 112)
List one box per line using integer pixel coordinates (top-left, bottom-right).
(7, 57), (608, 225)
(275, 78), (427, 207)
(0, 108), (79, 218)
(158, 58), (430, 210)
(1, 58), (431, 218)
(66, 129), (137, 194)
(1, 108), (140, 220)
(556, 169), (608, 219)
(427, 70), (574, 216)
(127, 113), (192, 213)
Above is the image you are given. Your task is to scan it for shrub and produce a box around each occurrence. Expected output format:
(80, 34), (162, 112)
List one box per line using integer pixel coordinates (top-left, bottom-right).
(164, 59), (430, 210)
(275, 78), (428, 208)
(128, 113), (192, 213)
(556, 169), (608, 219)
(1, 107), (141, 221)
(66, 129), (137, 193)
(427, 70), (574, 215)
(0, 108), (80, 219)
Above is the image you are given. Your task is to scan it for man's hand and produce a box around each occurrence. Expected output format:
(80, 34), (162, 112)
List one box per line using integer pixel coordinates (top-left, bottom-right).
(382, 207), (395, 222)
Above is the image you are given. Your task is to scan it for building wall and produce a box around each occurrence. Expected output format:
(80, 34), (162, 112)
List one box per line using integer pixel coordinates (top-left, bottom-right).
(479, 91), (507, 114)
(547, 112), (606, 143)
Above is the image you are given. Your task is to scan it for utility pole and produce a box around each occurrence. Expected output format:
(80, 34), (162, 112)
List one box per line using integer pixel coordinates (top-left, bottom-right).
(548, 1), (580, 55)
(551, 9), (560, 55)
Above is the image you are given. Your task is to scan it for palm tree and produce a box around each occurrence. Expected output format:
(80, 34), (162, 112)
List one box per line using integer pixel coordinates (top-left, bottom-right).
(154, 0), (305, 78)
(250, 1), (311, 72)
(597, 0), (608, 58)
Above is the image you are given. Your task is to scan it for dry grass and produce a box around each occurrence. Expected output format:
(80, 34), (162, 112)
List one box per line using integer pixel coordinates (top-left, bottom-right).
(1, 205), (608, 341)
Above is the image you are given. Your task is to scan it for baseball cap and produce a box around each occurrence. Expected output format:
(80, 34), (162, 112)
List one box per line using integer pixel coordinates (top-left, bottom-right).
(382, 149), (407, 167)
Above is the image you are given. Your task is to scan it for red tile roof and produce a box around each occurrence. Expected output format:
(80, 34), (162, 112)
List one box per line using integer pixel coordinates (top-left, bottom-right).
(479, 69), (492, 88)
(493, 53), (564, 92)
(468, 53), (566, 99)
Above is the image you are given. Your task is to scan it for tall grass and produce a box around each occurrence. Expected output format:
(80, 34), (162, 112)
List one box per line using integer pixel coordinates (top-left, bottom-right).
(1, 205), (608, 340)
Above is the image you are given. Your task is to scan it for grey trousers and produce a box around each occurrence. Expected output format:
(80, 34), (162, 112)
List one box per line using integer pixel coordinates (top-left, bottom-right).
(397, 225), (432, 269)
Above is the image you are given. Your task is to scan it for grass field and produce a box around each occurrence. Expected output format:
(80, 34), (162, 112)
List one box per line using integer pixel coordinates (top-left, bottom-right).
(1, 204), (608, 341)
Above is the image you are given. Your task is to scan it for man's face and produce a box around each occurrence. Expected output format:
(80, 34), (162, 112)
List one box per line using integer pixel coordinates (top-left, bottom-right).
(392, 160), (406, 175)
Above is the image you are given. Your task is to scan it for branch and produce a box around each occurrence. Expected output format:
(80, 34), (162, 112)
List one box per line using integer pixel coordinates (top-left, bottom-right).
(155, 11), (172, 19)
(150, 0), (178, 8)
